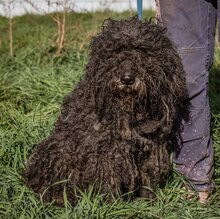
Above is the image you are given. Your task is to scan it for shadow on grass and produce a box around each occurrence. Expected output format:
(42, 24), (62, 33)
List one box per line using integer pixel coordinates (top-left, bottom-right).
(210, 66), (220, 114)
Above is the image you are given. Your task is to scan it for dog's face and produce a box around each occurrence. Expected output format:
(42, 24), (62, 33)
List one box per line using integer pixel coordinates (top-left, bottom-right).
(86, 18), (188, 124)
(108, 59), (146, 100)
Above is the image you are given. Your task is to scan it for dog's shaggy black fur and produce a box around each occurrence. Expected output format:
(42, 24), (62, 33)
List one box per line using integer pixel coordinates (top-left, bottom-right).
(23, 17), (188, 206)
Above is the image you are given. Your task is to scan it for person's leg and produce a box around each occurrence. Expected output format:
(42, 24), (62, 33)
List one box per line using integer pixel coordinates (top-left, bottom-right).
(156, 0), (216, 196)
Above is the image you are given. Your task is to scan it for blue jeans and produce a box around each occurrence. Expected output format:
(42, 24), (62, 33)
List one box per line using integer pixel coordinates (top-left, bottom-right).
(156, 0), (216, 192)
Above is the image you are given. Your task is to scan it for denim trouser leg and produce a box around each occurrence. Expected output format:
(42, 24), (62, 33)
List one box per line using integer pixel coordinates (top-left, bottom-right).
(156, 0), (216, 192)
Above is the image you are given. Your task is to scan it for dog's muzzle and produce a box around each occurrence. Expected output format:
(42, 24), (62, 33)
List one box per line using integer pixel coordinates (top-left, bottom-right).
(107, 73), (146, 99)
(120, 72), (135, 85)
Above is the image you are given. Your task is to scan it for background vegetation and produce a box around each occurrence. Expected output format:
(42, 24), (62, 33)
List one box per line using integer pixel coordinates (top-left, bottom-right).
(0, 10), (220, 218)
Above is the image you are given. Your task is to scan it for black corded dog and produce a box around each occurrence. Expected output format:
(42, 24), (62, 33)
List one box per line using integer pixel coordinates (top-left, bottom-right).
(23, 17), (189, 206)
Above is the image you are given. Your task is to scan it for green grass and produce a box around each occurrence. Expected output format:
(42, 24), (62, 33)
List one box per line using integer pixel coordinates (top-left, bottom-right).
(0, 11), (220, 219)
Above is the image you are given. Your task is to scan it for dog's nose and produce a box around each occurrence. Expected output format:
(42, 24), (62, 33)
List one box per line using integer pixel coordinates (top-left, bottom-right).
(120, 73), (135, 85)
